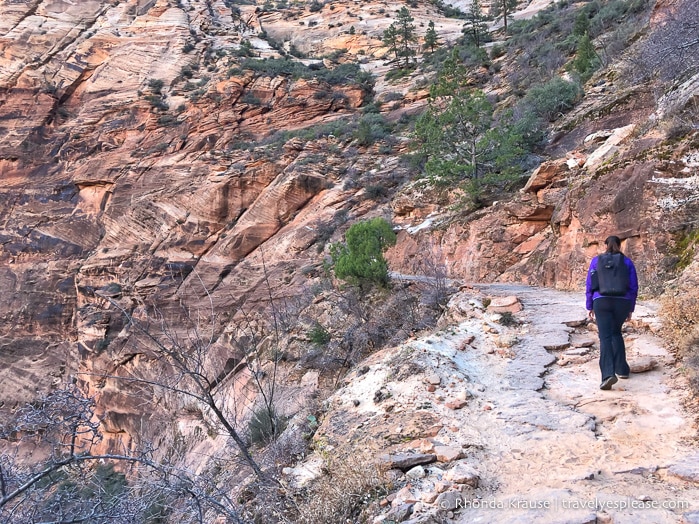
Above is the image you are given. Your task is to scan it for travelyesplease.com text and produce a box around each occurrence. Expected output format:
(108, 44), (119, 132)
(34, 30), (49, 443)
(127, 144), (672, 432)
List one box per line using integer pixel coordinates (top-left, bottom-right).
(446, 497), (690, 511)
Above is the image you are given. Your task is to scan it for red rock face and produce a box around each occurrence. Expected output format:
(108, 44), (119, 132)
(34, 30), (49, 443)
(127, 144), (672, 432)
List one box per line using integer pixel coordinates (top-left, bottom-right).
(388, 144), (697, 293)
(0, 0), (370, 442)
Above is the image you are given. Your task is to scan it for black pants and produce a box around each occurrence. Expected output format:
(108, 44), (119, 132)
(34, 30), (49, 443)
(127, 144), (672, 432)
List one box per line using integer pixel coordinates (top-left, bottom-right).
(593, 297), (633, 380)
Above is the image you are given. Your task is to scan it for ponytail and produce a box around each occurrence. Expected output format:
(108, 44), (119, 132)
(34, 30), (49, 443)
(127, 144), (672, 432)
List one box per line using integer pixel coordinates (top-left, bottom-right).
(605, 235), (622, 254)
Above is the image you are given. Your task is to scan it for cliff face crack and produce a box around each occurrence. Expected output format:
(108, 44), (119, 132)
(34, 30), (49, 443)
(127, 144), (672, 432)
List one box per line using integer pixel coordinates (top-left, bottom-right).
(4, 0), (41, 36)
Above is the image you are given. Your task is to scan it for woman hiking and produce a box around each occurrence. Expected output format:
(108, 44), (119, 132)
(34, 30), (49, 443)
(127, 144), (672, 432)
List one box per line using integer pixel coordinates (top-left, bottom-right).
(585, 235), (639, 390)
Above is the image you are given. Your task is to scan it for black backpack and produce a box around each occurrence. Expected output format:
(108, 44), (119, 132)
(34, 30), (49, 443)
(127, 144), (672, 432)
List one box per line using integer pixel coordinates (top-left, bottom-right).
(592, 253), (629, 296)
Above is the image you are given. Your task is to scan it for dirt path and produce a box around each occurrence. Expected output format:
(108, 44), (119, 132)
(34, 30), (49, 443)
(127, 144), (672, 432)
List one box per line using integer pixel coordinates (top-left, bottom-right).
(306, 284), (699, 523)
(448, 284), (699, 523)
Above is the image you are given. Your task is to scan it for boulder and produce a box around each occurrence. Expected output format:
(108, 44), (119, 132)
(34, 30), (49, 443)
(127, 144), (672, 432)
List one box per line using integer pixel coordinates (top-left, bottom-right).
(434, 446), (464, 462)
(629, 357), (658, 373)
(487, 296), (523, 314)
(522, 159), (567, 193)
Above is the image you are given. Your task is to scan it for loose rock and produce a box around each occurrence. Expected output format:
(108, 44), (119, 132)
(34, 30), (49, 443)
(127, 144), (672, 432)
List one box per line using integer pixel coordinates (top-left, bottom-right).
(424, 373), (441, 386)
(434, 445), (464, 462)
(629, 357), (658, 373)
(445, 462), (479, 487)
(434, 490), (464, 511)
(406, 465), (426, 480)
(386, 503), (414, 522)
(445, 399), (468, 410)
(380, 453), (437, 471)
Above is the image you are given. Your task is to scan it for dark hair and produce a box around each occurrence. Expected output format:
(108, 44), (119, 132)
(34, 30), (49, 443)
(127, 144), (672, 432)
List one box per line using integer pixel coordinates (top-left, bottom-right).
(605, 235), (622, 254)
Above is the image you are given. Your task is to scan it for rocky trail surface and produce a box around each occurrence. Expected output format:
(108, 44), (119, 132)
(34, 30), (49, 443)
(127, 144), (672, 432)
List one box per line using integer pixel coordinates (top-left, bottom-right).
(306, 284), (699, 523)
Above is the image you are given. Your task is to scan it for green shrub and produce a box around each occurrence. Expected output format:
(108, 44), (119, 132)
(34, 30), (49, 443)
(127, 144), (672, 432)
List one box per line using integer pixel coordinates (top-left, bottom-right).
(364, 184), (388, 199)
(239, 58), (373, 94)
(249, 406), (287, 446)
(496, 311), (518, 326)
(523, 77), (583, 121)
(354, 113), (390, 146)
(241, 92), (263, 105)
(330, 217), (397, 288)
(385, 67), (414, 82)
(490, 44), (506, 59)
(157, 114), (178, 126)
(308, 323), (331, 345)
(144, 95), (169, 111)
(148, 79), (164, 94)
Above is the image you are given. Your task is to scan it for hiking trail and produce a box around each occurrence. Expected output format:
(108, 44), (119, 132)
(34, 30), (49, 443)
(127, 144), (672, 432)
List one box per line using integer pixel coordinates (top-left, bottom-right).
(307, 284), (699, 523)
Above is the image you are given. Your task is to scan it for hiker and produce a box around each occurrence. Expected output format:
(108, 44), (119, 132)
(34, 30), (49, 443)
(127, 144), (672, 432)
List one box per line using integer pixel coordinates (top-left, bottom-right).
(585, 235), (639, 390)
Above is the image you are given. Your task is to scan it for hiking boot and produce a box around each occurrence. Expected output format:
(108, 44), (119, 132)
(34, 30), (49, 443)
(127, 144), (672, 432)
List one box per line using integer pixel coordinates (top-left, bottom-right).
(600, 376), (618, 390)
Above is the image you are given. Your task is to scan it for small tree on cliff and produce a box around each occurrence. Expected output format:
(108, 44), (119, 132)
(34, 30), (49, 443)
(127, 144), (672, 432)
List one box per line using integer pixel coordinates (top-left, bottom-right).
(462, 0), (489, 48)
(424, 20), (440, 53)
(570, 32), (600, 81)
(413, 49), (525, 204)
(383, 7), (418, 69)
(330, 218), (397, 289)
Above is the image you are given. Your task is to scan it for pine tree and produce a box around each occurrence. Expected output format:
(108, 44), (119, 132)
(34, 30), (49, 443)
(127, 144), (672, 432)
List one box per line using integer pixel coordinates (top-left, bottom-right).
(383, 7), (418, 69)
(571, 32), (599, 81)
(463, 0), (489, 48)
(382, 24), (399, 61)
(423, 20), (440, 53)
(491, 0), (517, 33)
(330, 218), (397, 288)
(414, 49), (525, 202)
(395, 7), (417, 68)
(573, 10), (590, 37)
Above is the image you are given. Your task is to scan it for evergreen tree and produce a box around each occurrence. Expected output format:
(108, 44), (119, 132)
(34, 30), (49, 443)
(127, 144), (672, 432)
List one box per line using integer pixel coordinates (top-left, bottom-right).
(463, 0), (489, 48)
(430, 48), (468, 97)
(395, 7), (417, 68)
(571, 32), (599, 81)
(382, 24), (399, 61)
(330, 218), (397, 288)
(423, 20), (440, 52)
(573, 10), (591, 37)
(414, 50), (525, 202)
(491, 0), (517, 33)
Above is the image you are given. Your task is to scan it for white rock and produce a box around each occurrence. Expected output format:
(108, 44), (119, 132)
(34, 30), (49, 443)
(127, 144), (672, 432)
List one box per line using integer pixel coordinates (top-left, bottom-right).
(406, 465), (426, 480)
(445, 463), (479, 487)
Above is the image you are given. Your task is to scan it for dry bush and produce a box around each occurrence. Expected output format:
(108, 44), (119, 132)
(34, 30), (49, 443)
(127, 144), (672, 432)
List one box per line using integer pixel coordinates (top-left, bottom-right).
(660, 286), (699, 394)
(293, 454), (388, 524)
(660, 286), (699, 354)
(632, 0), (699, 83)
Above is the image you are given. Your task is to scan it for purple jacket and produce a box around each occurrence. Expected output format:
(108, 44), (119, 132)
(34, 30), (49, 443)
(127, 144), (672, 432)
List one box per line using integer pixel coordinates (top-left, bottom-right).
(585, 254), (638, 311)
